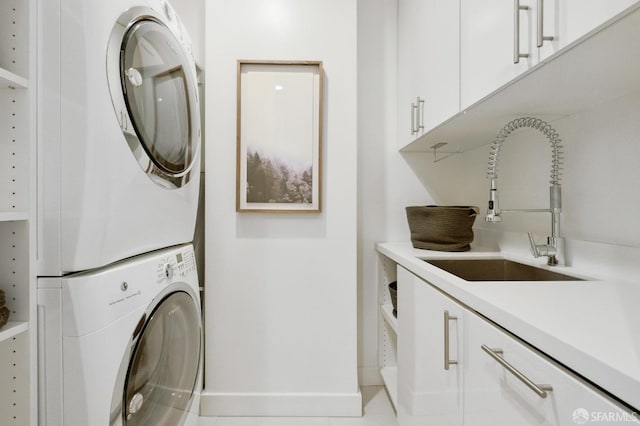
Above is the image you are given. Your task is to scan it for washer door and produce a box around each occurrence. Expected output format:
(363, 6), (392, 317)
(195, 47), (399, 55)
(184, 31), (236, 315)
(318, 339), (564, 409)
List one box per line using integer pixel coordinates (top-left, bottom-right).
(107, 8), (200, 189)
(110, 287), (201, 425)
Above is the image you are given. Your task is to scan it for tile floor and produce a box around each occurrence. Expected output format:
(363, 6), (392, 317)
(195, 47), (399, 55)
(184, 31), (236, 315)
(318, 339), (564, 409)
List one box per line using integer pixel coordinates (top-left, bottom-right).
(198, 386), (398, 426)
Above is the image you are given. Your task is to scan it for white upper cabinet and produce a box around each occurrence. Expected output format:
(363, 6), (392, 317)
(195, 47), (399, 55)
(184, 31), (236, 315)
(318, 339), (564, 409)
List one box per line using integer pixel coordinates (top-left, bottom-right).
(400, 0), (640, 153)
(397, 0), (459, 147)
(460, 0), (537, 110)
(460, 0), (638, 111)
(559, 1), (639, 48)
(538, 0), (638, 60)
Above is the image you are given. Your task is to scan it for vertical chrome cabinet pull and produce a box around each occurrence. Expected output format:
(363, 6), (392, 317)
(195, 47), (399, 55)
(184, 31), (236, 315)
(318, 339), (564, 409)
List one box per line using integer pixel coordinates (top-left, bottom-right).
(410, 97), (425, 136)
(444, 310), (458, 370)
(536, 0), (554, 47)
(411, 102), (418, 135)
(514, 0), (530, 63)
(417, 97), (425, 133)
(481, 345), (554, 398)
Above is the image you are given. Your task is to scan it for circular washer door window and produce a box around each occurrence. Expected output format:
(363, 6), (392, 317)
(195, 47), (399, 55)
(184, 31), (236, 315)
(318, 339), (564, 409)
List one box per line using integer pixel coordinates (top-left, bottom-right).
(107, 10), (200, 188)
(122, 291), (201, 425)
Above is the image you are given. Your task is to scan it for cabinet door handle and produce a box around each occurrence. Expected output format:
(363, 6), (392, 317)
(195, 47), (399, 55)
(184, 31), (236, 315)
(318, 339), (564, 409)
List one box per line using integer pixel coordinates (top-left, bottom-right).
(514, 0), (530, 63)
(417, 97), (425, 133)
(481, 345), (553, 398)
(411, 102), (418, 135)
(410, 97), (425, 135)
(536, 0), (554, 47)
(444, 310), (458, 370)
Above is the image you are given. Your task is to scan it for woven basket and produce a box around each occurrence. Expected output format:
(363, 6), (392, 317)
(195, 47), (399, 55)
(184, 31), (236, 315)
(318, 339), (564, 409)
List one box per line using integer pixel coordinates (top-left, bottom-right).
(0, 290), (8, 330)
(388, 282), (397, 318)
(406, 205), (479, 251)
(0, 306), (9, 330)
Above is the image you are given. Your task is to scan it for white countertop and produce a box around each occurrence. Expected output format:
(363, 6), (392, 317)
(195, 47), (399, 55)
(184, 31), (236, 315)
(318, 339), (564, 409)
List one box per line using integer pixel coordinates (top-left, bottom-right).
(377, 242), (640, 411)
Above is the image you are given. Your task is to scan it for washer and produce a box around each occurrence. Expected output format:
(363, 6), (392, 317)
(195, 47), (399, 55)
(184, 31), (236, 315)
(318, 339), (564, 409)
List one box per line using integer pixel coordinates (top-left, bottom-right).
(39, 0), (201, 275)
(38, 244), (202, 426)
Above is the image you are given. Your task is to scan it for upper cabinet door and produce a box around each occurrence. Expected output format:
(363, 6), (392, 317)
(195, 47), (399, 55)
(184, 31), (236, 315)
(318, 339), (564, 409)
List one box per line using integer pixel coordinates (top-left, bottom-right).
(398, 0), (459, 148)
(538, 0), (638, 60)
(421, 1), (460, 135)
(461, 0), (640, 109)
(460, 0), (537, 110)
(559, 0), (638, 49)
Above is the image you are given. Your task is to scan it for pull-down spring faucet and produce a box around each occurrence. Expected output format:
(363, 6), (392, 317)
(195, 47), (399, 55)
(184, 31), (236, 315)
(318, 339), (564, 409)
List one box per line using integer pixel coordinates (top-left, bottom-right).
(485, 117), (564, 266)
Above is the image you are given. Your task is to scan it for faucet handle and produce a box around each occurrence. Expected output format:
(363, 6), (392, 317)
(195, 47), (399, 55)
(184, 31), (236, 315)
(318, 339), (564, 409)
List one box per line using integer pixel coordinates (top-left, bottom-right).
(527, 232), (541, 258)
(528, 232), (559, 265)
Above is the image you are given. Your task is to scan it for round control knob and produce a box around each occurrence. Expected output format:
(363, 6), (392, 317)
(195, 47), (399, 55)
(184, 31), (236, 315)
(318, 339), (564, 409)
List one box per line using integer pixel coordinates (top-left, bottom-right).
(163, 263), (174, 280)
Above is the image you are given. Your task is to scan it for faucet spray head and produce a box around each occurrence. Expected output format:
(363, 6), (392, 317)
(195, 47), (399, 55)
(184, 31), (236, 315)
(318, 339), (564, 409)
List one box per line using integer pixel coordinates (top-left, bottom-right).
(486, 178), (502, 222)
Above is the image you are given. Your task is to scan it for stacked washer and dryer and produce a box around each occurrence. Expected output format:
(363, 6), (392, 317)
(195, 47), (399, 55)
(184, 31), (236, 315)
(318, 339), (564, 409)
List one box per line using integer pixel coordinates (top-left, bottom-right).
(37, 0), (203, 425)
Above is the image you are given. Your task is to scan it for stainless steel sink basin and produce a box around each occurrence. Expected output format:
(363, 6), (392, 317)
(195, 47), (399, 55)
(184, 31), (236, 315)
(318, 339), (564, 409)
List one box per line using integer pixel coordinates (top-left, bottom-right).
(423, 258), (583, 281)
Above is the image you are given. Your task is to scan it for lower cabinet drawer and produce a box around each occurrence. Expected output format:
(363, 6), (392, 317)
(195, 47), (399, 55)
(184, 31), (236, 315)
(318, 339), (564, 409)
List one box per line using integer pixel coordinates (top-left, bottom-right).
(463, 312), (637, 426)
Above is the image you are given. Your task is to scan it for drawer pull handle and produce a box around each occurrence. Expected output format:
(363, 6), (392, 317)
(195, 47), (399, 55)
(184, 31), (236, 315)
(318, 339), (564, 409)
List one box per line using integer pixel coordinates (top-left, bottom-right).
(481, 344), (553, 398)
(444, 310), (458, 370)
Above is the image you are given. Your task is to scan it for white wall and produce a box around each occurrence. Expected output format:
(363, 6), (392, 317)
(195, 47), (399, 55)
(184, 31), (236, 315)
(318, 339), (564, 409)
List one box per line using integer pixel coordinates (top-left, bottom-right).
(357, 0), (440, 385)
(406, 90), (640, 282)
(198, 0), (640, 407)
(203, 0), (360, 417)
(409, 90), (640, 251)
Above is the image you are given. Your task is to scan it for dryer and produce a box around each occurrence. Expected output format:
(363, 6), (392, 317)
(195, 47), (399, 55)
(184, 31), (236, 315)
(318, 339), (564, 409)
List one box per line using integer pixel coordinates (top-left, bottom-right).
(38, 0), (201, 275)
(38, 244), (202, 426)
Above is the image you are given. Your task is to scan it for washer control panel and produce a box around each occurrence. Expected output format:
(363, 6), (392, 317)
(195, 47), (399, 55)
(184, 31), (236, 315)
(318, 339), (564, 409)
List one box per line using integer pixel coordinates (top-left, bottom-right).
(156, 248), (197, 283)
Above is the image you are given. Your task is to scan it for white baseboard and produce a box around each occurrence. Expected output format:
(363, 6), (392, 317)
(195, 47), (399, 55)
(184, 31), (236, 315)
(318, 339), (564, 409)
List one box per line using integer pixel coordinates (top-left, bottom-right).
(200, 390), (363, 417)
(358, 366), (383, 386)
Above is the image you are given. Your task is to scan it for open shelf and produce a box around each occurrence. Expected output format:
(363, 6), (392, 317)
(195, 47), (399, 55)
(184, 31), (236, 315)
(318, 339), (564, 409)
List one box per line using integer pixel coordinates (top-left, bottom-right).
(0, 67), (28, 89)
(401, 3), (640, 155)
(1, 0), (36, 422)
(0, 321), (29, 344)
(0, 212), (28, 222)
(380, 304), (398, 335)
(380, 366), (398, 411)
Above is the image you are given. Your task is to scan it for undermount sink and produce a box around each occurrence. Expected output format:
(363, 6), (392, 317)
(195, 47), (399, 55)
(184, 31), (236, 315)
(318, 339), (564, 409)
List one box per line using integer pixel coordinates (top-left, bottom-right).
(423, 258), (583, 282)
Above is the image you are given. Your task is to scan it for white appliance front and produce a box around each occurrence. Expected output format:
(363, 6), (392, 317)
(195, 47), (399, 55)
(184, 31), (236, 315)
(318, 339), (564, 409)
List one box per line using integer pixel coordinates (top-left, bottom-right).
(38, 244), (202, 426)
(38, 0), (201, 275)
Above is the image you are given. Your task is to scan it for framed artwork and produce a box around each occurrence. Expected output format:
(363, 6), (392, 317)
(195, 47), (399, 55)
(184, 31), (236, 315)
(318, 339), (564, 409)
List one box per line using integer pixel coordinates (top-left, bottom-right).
(236, 60), (323, 212)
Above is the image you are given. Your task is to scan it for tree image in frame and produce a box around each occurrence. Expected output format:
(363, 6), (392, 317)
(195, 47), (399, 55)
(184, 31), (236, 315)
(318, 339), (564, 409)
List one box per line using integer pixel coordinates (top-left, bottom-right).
(238, 62), (321, 211)
(246, 149), (312, 204)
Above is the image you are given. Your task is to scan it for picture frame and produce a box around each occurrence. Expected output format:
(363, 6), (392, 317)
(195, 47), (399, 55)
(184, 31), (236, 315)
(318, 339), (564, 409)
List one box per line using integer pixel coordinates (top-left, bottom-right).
(236, 60), (323, 212)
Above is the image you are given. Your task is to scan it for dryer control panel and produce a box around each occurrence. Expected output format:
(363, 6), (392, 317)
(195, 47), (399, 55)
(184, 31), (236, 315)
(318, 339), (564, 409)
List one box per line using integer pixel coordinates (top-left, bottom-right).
(156, 248), (197, 284)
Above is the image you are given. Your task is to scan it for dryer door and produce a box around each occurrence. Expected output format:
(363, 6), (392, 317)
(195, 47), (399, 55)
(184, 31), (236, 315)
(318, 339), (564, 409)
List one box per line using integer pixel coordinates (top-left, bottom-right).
(111, 288), (202, 425)
(107, 9), (200, 189)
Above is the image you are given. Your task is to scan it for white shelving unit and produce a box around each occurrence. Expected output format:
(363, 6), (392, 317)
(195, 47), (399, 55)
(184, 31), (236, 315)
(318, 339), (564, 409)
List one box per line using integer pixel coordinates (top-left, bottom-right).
(401, 2), (640, 156)
(1, 0), (37, 424)
(377, 254), (398, 410)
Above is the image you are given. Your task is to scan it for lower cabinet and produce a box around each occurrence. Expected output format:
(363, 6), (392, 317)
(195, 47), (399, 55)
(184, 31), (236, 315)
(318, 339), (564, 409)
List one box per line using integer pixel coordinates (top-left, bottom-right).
(397, 266), (463, 426)
(464, 312), (635, 425)
(396, 265), (636, 426)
